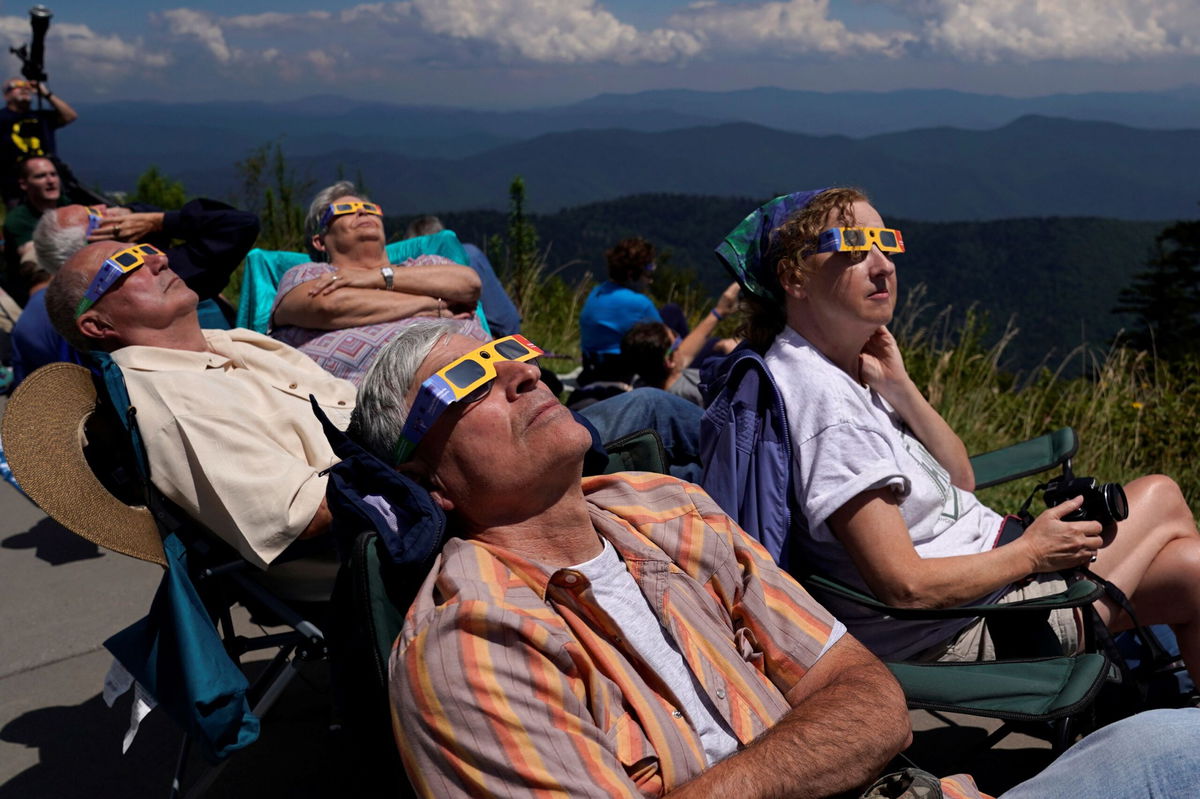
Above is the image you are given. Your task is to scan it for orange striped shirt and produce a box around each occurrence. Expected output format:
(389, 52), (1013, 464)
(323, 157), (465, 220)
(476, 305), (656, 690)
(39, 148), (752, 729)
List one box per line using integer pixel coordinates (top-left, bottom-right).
(390, 472), (987, 799)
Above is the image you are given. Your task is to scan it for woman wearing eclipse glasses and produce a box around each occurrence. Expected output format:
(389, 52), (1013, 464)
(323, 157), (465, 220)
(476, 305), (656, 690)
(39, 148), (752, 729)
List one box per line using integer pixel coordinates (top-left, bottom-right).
(712, 187), (1200, 680)
(269, 181), (485, 385)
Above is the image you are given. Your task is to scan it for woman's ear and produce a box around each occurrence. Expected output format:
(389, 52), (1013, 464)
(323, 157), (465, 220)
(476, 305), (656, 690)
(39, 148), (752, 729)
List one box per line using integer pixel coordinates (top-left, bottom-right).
(778, 258), (808, 301)
(311, 232), (326, 255)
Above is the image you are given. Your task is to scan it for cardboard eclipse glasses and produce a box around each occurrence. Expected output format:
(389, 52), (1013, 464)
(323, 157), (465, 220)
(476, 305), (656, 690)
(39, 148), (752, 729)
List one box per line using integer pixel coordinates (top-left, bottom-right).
(74, 243), (165, 318)
(817, 226), (905, 254)
(393, 334), (544, 464)
(319, 201), (383, 230)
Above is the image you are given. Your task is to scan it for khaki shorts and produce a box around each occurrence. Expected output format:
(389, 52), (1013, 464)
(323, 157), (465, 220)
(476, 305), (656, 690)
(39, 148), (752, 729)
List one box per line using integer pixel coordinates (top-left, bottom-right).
(916, 574), (1083, 663)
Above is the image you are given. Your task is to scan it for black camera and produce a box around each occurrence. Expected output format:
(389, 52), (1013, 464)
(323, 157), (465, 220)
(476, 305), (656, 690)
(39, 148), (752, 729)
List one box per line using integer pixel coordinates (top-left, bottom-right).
(1044, 474), (1129, 525)
(10, 6), (53, 84)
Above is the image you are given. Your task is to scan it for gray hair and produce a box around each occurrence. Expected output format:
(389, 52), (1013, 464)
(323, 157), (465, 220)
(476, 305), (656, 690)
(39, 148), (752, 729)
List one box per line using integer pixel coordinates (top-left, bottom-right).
(305, 180), (368, 243)
(350, 319), (464, 462)
(44, 267), (98, 352)
(33, 209), (88, 275)
(405, 215), (444, 239)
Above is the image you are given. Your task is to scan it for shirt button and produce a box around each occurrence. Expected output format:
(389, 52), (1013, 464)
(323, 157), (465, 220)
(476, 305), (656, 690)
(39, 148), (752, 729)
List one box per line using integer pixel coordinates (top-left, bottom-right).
(672, 710), (683, 719)
(289, 383), (298, 389)
(716, 688), (726, 700)
(337, 400), (347, 406)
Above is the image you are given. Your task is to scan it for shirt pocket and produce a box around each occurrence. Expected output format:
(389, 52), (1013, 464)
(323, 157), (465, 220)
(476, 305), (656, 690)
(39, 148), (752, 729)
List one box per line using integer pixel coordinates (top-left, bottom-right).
(608, 711), (661, 791)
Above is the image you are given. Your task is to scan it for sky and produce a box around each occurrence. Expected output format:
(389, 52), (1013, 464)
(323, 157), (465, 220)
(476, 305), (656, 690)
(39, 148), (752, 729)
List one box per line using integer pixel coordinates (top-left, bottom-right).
(1, 0), (1197, 108)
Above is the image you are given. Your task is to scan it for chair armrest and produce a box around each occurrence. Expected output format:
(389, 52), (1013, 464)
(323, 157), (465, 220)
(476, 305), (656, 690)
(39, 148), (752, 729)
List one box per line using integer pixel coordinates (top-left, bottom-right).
(799, 571), (1102, 620)
(887, 653), (1111, 721)
(971, 427), (1078, 489)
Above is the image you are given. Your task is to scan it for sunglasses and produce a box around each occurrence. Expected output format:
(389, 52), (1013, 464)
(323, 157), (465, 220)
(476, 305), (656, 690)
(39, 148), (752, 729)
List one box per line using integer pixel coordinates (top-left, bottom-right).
(4, 80), (29, 93)
(817, 227), (905, 254)
(393, 334), (544, 464)
(320, 201), (383, 229)
(74, 243), (166, 318)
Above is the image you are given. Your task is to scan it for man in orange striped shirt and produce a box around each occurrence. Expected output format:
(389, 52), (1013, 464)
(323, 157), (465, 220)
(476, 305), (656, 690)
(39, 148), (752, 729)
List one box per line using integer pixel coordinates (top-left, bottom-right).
(351, 320), (1200, 799)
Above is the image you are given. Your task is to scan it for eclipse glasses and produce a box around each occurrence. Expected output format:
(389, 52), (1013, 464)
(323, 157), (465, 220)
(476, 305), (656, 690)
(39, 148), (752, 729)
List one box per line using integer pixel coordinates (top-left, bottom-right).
(394, 334), (543, 464)
(817, 227), (905, 255)
(85, 205), (104, 236)
(320, 201), (382, 230)
(75, 243), (165, 317)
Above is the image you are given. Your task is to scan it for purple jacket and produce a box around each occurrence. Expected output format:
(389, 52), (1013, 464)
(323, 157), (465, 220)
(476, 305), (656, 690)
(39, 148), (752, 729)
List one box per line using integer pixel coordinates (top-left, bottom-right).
(699, 347), (798, 569)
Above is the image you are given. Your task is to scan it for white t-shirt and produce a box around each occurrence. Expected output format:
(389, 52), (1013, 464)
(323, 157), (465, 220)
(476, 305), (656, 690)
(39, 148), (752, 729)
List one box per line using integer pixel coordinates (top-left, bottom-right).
(765, 327), (1005, 659)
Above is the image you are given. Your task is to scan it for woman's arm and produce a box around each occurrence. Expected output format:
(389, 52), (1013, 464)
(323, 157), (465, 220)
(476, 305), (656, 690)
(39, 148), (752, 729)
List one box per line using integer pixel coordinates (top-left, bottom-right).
(308, 262), (481, 305)
(830, 488), (1103, 608)
(860, 326), (975, 490)
(273, 283), (441, 329)
(674, 282), (740, 370)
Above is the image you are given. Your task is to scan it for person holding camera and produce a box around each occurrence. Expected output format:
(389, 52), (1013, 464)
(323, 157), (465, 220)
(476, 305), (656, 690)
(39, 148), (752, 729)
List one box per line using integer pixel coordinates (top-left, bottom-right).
(0, 76), (77, 208)
(711, 186), (1200, 683)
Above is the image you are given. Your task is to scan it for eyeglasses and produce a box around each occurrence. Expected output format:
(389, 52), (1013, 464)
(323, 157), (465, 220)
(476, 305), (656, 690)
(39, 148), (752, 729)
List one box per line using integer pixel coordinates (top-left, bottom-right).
(319, 201), (383, 229)
(817, 227), (905, 254)
(74, 243), (165, 318)
(85, 206), (104, 236)
(4, 80), (29, 94)
(394, 334), (544, 464)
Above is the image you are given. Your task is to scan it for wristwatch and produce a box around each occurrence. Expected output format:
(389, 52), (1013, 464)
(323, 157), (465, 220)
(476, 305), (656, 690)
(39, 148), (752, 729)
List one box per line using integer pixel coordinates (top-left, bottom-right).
(380, 266), (394, 290)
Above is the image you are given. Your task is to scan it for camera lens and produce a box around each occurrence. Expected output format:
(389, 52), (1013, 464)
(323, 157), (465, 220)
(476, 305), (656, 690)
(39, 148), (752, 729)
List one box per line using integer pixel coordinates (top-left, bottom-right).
(1102, 483), (1129, 522)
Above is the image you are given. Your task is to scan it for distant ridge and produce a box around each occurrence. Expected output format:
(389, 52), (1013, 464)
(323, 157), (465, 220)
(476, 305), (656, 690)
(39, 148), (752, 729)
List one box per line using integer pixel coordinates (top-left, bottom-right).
(58, 87), (1200, 222)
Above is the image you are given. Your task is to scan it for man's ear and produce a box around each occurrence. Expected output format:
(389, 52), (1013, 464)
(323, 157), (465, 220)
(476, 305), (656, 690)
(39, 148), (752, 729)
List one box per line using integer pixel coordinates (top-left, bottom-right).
(396, 461), (455, 513)
(77, 312), (121, 347)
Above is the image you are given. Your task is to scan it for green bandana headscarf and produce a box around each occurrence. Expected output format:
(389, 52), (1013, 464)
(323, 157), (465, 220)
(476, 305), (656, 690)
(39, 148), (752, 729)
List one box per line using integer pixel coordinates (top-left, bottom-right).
(714, 189), (829, 302)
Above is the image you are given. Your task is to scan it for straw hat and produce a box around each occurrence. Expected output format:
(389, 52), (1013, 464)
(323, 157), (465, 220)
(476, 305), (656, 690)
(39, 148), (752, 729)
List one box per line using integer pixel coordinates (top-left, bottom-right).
(2, 362), (166, 566)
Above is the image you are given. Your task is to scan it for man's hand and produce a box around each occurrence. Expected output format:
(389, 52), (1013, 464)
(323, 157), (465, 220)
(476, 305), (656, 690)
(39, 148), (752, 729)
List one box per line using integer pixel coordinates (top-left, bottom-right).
(88, 211), (164, 243)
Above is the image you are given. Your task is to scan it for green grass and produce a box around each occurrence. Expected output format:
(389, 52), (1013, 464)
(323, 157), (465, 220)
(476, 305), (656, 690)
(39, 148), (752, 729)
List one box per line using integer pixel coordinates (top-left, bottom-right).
(892, 288), (1200, 517)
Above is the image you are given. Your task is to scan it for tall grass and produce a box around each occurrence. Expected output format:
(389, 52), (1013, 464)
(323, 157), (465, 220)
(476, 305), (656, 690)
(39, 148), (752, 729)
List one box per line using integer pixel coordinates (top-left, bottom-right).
(894, 286), (1200, 516)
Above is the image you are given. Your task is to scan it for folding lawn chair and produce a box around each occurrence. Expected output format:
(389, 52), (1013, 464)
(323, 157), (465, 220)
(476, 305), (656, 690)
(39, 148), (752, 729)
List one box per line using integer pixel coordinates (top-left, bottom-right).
(2, 361), (332, 798)
(699, 348), (1115, 755)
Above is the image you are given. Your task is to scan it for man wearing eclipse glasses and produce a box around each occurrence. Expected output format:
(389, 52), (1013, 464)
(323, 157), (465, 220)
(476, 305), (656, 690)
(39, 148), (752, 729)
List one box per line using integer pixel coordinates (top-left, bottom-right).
(353, 319), (1200, 799)
(45, 240), (355, 582)
(9, 196), (259, 387)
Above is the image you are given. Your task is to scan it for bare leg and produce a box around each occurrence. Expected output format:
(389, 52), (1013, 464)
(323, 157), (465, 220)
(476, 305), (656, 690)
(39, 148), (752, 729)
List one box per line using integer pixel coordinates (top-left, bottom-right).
(1090, 475), (1200, 682)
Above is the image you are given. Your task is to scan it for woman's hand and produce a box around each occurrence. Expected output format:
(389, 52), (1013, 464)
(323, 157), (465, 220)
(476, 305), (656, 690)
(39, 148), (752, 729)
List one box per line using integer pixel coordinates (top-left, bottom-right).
(308, 268), (386, 297)
(1015, 496), (1106, 572)
(714, 282), (741, 317)
(859, 326), (909, 393)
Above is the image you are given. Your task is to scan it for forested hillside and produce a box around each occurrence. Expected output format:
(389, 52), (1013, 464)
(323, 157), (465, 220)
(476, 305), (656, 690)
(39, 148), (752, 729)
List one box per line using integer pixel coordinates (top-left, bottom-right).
(419, 194), (1166, 372)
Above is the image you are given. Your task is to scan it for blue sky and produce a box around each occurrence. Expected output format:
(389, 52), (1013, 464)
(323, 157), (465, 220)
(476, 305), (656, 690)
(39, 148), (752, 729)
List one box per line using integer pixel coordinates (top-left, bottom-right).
(3, 0), (1197, 107)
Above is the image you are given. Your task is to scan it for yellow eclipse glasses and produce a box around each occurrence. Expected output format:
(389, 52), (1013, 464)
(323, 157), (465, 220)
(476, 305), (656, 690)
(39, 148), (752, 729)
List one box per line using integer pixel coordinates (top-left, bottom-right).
(75, 243), (166, 317)
(320, 201), (383, 229)
(817, 227), (905, 255)
(394, 334), (544, 463)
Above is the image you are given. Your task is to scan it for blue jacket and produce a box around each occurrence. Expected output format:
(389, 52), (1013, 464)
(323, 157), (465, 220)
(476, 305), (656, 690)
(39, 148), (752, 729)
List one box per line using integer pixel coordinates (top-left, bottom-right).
(699, 347), (797, 569)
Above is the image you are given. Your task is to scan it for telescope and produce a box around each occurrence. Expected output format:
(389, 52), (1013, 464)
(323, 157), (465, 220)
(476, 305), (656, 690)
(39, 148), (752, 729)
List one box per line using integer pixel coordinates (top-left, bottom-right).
(10, 6), (53, 84)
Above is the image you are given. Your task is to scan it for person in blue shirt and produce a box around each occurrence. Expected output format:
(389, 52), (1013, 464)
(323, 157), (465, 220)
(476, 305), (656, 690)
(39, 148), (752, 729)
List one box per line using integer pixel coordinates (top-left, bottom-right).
(578, 236), (662, 385)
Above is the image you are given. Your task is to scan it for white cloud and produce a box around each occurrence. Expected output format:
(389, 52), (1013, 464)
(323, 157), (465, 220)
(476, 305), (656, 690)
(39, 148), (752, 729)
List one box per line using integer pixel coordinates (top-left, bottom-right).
(669, 0), (914, 57)
(0, 16), (170, 78)
(899, 0), (1200, 62)
(409, 0), (702, 64)
(160, 8), (234, 63)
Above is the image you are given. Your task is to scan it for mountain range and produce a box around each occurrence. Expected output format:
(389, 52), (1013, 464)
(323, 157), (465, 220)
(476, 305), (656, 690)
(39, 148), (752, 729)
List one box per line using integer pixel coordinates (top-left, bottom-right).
(59, 86), (1200, 222)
